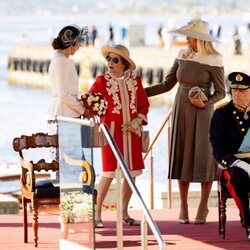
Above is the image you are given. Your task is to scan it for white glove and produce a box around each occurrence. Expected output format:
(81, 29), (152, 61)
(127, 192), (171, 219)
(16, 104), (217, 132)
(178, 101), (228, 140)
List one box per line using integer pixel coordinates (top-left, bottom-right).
(237, 161), (250, 177)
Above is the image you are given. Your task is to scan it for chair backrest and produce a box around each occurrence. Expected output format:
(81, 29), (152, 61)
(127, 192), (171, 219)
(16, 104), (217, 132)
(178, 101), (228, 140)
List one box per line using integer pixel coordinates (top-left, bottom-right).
(13, 132), (58, 151)
(13, 132), (59, 172)
(12, 133), (60, 247)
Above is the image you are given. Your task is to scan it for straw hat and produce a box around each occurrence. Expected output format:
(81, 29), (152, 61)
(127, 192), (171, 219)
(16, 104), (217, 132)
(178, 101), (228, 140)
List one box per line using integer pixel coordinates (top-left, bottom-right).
(168, 17), (217, 42)
(101, 44), (136, 70)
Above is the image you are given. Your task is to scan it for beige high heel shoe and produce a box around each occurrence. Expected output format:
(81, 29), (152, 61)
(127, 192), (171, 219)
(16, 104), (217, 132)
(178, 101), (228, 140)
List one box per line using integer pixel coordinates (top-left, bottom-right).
(193, 209), (209, 224)
(179, 207), (189, 224)
(179, 218), (190, 224)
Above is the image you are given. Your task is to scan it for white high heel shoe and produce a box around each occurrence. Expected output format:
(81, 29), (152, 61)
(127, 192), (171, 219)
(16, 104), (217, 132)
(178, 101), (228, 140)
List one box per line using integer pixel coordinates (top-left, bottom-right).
(179, 218), (190, 224)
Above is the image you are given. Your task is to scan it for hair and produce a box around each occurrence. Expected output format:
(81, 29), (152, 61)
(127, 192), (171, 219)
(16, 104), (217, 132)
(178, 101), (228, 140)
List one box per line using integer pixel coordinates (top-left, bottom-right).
(182, 39), (220, 59)
(52, 25), (82, 50)
(121, 57), (130, 71)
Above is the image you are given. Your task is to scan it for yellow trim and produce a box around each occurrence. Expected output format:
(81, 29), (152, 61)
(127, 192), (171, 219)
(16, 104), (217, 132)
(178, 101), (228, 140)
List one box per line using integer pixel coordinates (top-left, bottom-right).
(230, 84), (250, 89)
(234, 152), (250, 158)
(63, 153), (93, 185)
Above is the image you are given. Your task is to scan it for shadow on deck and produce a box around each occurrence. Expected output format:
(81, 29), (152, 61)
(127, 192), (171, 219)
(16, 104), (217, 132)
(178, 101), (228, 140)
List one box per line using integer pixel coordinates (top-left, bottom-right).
(0, 206), (249, 249)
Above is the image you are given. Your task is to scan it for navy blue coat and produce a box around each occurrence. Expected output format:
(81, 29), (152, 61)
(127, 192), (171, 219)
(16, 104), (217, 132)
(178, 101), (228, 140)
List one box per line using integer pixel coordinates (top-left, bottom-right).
(210, 100), (250, 168)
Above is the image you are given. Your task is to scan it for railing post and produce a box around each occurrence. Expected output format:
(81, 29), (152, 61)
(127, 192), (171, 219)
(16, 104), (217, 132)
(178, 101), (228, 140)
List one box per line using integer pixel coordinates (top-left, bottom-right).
(116, 168), (123, 250)
(150, 150), (154, 209)
(167, 117), (172, 209)
(141, 215), (148, 250)
(143, 110), (172, 210)
(55, 116), (167, 249)
(101, 123), (166, 249)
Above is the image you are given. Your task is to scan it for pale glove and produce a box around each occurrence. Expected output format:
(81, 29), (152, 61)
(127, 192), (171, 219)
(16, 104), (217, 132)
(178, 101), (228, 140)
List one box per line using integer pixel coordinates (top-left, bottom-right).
(237, 161), (250, 177)
(188, 86), (207, 109)
(130, 118), (142, 129)
(122, 118), (142, 133)
(188, 86), (208, 101)
(188, 94), (205, 109)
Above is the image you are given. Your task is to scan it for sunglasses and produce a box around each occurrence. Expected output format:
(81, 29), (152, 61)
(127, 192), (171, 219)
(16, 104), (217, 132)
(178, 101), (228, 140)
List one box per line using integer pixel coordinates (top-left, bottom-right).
(106, 55), (120, 64)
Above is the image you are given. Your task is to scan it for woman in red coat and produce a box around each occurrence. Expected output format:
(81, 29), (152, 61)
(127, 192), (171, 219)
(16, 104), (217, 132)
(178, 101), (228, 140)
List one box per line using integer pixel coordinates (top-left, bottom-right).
(90, 44), (150, 228)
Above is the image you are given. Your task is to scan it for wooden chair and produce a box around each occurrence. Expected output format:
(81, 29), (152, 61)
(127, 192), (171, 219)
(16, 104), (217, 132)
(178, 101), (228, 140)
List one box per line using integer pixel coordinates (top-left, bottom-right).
(217, 167), (250, 239)
(12, 132), (60, 247)
(217, 167), (232, 239)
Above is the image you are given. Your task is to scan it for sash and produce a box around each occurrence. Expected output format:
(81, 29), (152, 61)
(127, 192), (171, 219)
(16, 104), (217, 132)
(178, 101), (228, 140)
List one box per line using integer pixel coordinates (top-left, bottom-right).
(234, 127), (250, 158)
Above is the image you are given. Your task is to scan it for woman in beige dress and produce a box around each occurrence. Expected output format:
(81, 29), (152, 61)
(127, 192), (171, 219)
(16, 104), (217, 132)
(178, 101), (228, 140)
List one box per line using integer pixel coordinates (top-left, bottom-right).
(145, 17), (226, 224)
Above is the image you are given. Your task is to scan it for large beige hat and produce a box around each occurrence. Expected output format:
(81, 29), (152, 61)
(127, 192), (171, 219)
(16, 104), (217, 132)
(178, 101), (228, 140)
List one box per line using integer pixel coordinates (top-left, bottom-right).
(101, 44), (136, 70)
(168, 17), (218, 42)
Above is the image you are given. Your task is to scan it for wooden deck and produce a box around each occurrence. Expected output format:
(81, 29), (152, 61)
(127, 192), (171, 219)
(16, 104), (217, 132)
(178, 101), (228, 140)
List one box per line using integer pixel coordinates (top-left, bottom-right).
(0, 206), (249, 249)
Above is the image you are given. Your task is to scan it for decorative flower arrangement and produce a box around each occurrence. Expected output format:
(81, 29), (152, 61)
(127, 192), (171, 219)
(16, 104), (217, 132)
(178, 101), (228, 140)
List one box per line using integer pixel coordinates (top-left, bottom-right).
(80, 92), (108, 117)
(60, 191), (93, 223)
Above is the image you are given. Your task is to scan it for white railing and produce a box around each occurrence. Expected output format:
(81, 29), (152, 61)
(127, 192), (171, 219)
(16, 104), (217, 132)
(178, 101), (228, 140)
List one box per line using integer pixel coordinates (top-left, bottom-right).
(143, 110), (172, 209)
(56, 116), (166, 250)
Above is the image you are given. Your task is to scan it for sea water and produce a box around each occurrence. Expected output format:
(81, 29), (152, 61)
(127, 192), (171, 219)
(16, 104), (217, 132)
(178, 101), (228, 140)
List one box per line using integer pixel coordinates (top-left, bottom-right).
(0, 15), (172, 193)
(0, 77), (171, 191)
(0, 13), (249, 193)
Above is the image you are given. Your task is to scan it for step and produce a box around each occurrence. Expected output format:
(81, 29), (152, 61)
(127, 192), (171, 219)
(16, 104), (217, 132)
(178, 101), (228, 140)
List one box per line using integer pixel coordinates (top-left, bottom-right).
(0, 194), (19, 214)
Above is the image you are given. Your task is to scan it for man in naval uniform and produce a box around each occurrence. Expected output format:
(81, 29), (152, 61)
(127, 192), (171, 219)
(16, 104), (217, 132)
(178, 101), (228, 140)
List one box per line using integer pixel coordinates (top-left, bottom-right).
(210, 71), (250, 241)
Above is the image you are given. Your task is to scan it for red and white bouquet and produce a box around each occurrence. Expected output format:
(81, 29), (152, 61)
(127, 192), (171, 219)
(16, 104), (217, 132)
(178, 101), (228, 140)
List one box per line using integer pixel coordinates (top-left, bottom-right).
(80, 92), (108, 117)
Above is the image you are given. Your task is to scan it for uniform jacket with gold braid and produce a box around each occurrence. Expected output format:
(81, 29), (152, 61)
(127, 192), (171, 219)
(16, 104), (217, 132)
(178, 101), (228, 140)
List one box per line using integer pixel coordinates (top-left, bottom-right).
(210, 100), (250, 168)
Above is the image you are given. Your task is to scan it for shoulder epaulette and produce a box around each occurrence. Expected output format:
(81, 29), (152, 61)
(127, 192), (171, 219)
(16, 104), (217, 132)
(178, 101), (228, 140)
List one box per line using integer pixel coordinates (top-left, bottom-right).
(215, 101), (229, 110)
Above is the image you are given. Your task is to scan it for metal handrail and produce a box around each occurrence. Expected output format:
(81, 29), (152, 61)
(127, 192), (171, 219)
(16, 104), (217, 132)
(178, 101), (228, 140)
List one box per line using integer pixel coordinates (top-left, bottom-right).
(56, 116), (95, 127)
(143, 109), (172, 209)
(100, 123), (166, 250)
(56, 116), (166, 249)
(143, 109), (172, 160)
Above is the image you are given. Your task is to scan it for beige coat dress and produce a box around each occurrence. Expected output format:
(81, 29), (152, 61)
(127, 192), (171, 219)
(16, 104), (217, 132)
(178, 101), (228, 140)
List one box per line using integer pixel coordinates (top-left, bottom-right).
(145, 49), (225, 182)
